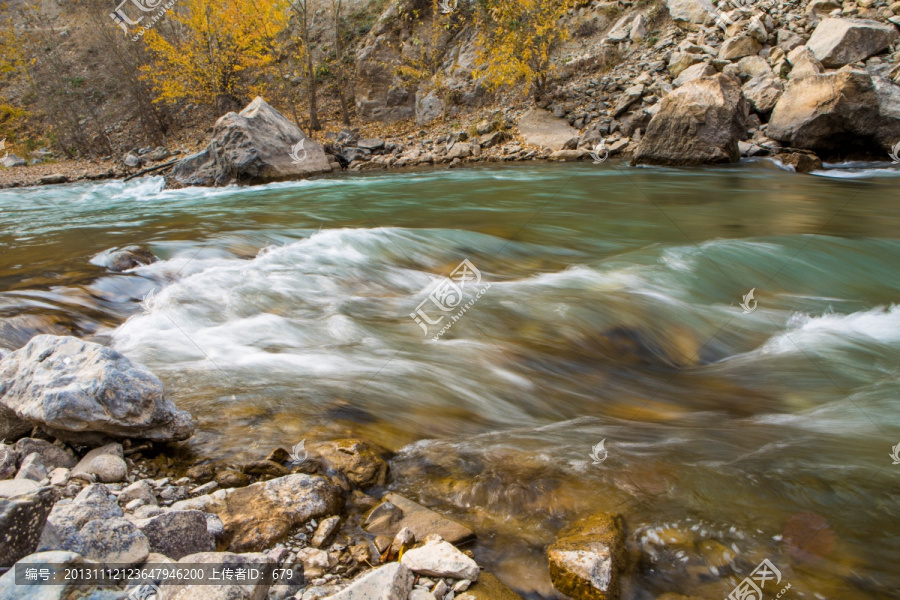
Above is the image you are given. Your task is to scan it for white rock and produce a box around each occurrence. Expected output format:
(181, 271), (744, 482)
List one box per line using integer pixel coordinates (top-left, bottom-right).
(325, 562), (415, 600)
(400, 539), (479, 581)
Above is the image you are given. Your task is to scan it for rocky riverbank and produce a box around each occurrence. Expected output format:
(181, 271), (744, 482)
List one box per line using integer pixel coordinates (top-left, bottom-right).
(0, 332), (631, 600)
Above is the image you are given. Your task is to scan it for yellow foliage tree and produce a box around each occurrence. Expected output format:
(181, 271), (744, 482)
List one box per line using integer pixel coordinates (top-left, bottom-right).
(473, 0), (569, 102)
(141, 0), (290, 112)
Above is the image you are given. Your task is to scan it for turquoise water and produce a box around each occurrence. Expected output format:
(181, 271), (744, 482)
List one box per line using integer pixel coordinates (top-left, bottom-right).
(1, 160), (900, 598)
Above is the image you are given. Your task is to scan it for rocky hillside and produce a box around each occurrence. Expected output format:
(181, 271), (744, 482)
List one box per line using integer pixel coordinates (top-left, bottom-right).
(0, 0), (898, 185)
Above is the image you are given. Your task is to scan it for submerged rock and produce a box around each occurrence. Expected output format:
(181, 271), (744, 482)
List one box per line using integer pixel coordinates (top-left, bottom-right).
(548, 513), (626, 600)
(313, 439), (388, 489)
(633, 74), (749, 166)
(0, 335), (194, 444)
(364, 493), (475, 545)
(457, 573), (524, 600)
(170, 97), (332, 187)
(91, 245), (158, 272)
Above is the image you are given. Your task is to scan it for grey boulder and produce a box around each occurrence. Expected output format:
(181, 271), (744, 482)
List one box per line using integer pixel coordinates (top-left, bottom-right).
(806, 18), (899, 68)
(0, 335), (194, 445)
(133, 509), (215, 559)
(170, 97), (332, 187)
(0, 484), (54, 568)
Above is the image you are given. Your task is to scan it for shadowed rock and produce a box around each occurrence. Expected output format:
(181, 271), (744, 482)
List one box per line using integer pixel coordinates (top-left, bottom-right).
(170, 97), (332, 187)
(0, 484), (54, 568)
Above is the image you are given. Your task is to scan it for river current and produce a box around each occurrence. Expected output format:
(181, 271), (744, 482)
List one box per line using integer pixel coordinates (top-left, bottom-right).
(1, 160), (899, 599)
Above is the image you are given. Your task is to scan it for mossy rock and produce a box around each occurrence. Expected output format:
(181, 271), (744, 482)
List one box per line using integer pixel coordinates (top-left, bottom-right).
(548, 512), (626, 600)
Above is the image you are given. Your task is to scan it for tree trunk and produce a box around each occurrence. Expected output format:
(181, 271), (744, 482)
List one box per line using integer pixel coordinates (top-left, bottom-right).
(333, 0), (351, 125)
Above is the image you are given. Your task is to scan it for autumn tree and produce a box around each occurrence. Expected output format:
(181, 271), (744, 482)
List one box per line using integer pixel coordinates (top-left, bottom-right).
(141, 0), (290, 113)
(473, 0), (569, 103)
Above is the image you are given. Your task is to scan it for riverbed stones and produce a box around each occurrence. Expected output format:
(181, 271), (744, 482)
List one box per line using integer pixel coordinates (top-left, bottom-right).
(0, 335), (194, 445)
(170, 96), (332, 187)
(164, 551), (275, 600)
(806, 18), (899, 67)
(72, 443), (128, 483)
(325, 562), (415, 600)
(0, 484), (54, 567)
(133, 509), (215, 559)
(119, 480), (157, 507)
(547, 513), (626, 600)
(517, 109), (579, 152)
(71, 517), (150, 566)
(634, 74), (749, 166)
(313, 439), (388, 489)
(364, 493), (475, 545)
(400, 538), (479, 580)
(174, 474), (343, 552)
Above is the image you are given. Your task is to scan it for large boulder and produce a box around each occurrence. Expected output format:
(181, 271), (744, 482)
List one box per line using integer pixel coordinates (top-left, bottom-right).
(548, 513), (626, 600)
(806, 18), (898, 68)
(0, 485), (54, 568)
(0, 335), (194, 445)
(633, 74), (750, 166)
(173, 474), (343, 552)
(768, 69), (900, 154)
(170, 97), (332, 187)
(517, 109), (579, 151)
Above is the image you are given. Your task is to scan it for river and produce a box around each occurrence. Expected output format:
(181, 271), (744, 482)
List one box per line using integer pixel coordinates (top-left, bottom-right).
(1, 160), (899, 599)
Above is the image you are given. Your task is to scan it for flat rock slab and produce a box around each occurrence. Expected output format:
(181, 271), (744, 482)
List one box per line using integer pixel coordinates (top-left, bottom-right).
(325, 562), (414, 600)
(517, 109), (578, 152)
(364, 493), (474, 545)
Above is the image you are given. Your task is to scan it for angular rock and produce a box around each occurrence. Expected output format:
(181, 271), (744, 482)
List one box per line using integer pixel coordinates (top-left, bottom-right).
(548, 513), (626, 600)
(325, 562), (415, 600)
(71, 517), (150, 566)
(14, 439), (77, 471)
(164, 551), (275, 600)
(787, 46), (825, 80)
(777, 152), (823, 173)
(417, 91), (445, 126)
(313, 439), (387, 489)
(72, 444), (127, 483)
(743, 74), (785, 113)
(0, 479), (40, 498)
(0, 443), (17, 480)
(667, 52), (703, 79)
(365, 493), (474, 545)
(0, 484), (54, 567)
(634, 74), (749, 166)
(134, 510), (215, 559)
(400, 538), (479, 580)
(665, 0), (715, 24)
(447, 143), (474, 161)
(517, 109), (580, 151)
(719, 36), (763, 61)
(736, 56), (772, 80)
(0, 154), (26, 168)
(311, 515), (341, 548)
(0, 551), (95, 599)
(806, 18), (899, 68)
(39, 483), (123, 550)
(612, 85), (644, 118)
(0, 335), (194, 445)
(768, 69), (900, 153)
(14, 452), (47, 482)
(673, 62), (716, 87)
(124, 153), (141, 168)
(119, 480), (158, 507)
(170, 97), (332, 187)
(174, 474), (342, 552)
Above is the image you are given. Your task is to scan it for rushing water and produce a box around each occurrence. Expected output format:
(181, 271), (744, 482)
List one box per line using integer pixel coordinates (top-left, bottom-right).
(2, 160), (900, 599)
